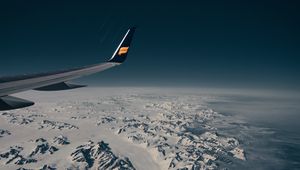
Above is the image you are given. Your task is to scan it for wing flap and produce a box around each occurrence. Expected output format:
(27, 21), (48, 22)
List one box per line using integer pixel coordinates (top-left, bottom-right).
(34, 82), (86, 91)
(0, 96), (34, 111)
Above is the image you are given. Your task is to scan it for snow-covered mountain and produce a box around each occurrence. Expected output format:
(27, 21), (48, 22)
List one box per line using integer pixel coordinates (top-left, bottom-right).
(0, 87), (248, 170)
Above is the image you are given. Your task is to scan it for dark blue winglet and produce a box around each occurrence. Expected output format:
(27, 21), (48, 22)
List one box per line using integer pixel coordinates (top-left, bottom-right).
(108, 27), (136, 63)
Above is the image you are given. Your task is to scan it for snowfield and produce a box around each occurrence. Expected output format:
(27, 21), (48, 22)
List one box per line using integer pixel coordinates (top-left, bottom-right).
(0, 87), (247, 170)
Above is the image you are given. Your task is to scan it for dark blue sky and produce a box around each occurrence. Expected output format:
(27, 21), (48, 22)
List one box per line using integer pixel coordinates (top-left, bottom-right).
(0, 0), (299, 89)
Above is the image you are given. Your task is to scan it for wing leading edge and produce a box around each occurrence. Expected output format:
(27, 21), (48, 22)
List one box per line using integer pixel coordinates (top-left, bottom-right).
(0, 27), (136, 111)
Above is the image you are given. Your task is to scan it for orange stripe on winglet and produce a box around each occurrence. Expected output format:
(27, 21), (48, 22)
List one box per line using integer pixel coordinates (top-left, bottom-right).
(118, 47), (129, 55)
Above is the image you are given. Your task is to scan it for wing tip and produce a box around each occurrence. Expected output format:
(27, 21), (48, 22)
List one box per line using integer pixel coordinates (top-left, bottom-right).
(108, 27), (136, 63)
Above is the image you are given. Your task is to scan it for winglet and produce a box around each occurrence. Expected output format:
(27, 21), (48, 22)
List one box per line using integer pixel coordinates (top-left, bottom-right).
(108, 27), (136, 63)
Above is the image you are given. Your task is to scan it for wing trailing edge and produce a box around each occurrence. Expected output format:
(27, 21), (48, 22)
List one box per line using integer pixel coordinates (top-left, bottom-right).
(34, 82), (86, 91)
(0, 96), (34, 111)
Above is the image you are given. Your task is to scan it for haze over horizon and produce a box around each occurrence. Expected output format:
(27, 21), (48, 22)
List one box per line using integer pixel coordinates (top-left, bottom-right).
(0, 0), (299, 90)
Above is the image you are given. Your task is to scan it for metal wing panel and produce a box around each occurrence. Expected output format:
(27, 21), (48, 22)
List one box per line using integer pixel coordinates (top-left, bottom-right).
(0, 62), (119, 96)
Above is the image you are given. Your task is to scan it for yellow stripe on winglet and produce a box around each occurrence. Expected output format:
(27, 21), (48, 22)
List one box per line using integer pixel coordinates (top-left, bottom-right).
(118, 47), (129, 56)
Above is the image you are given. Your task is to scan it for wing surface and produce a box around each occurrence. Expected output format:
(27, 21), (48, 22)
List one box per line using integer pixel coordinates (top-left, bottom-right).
(0, 27), (136, 110)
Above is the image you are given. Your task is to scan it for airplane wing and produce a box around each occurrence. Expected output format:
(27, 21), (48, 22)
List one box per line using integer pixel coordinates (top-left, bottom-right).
(0, 27), (136, 111)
